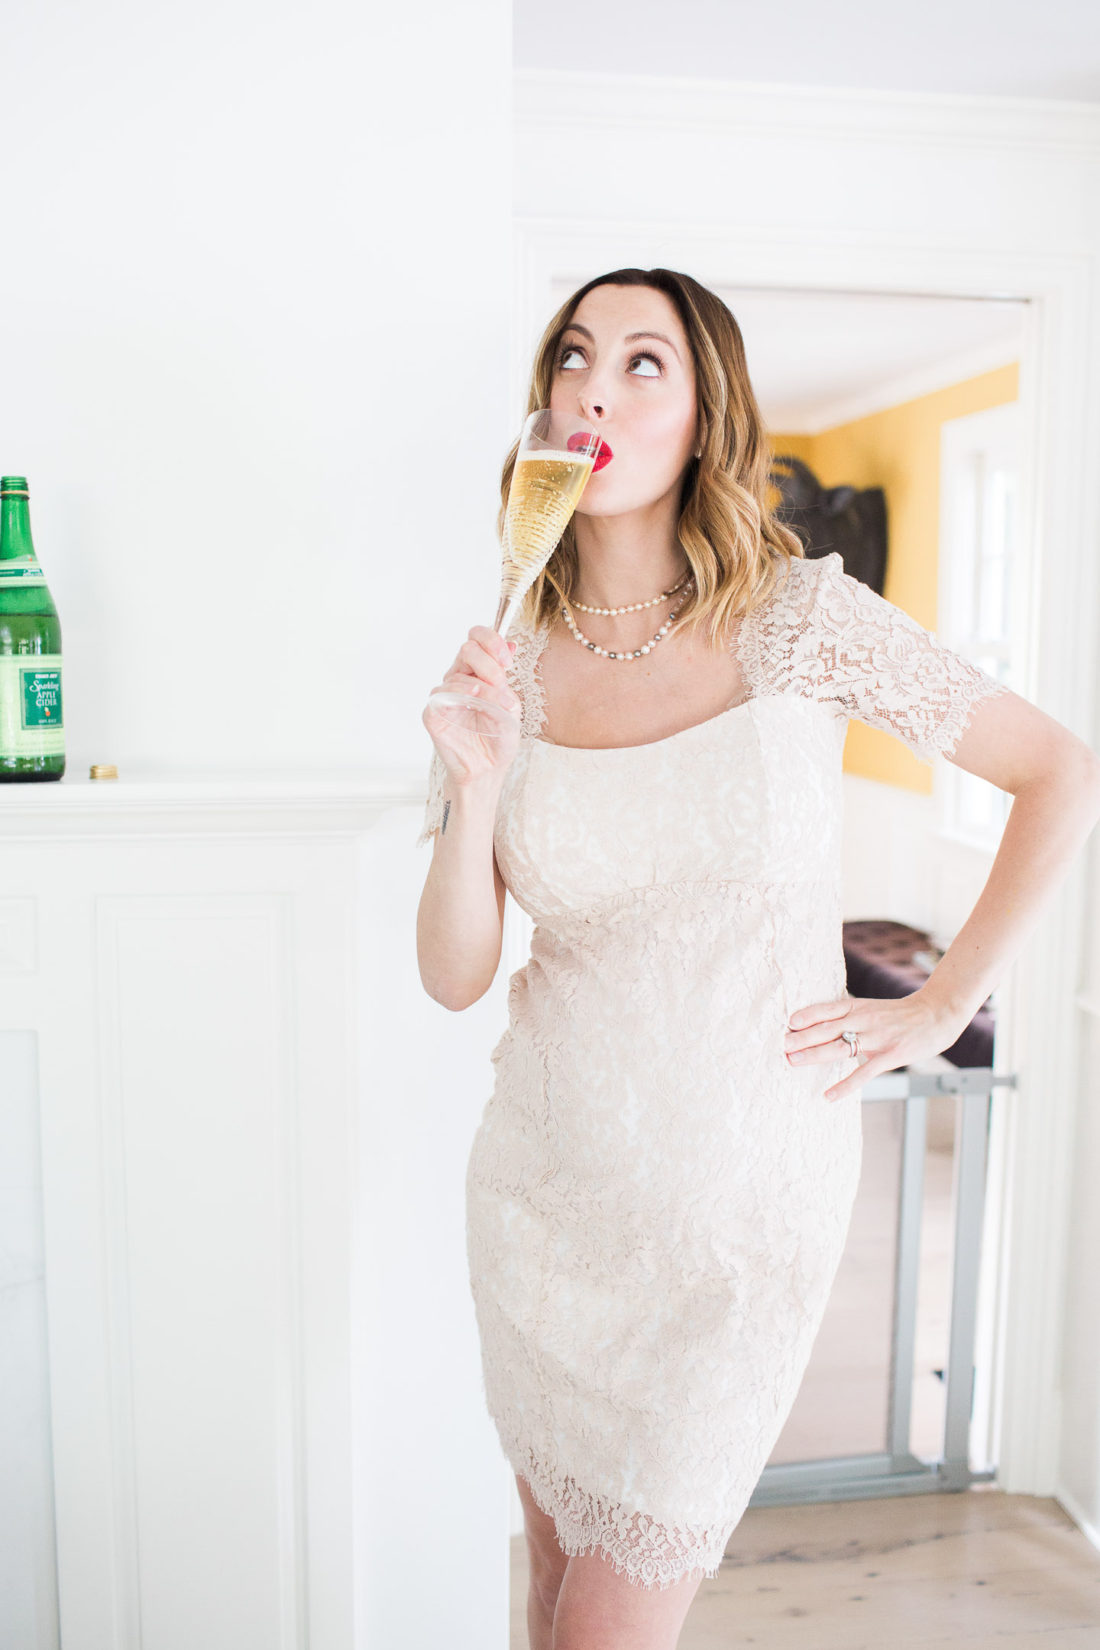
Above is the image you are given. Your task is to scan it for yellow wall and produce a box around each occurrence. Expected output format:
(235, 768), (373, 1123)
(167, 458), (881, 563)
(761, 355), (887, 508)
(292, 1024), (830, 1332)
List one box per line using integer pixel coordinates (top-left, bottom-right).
(768, 362), (1018, 793)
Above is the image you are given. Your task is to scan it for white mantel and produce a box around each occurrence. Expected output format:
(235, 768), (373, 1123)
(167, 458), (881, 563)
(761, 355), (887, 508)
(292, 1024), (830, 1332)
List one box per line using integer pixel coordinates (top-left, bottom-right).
(0, 769), (425, 837)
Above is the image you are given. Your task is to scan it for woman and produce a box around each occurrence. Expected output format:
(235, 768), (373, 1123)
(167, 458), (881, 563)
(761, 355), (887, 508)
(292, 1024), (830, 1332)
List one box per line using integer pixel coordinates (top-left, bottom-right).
(415, 268), (1100, 1650)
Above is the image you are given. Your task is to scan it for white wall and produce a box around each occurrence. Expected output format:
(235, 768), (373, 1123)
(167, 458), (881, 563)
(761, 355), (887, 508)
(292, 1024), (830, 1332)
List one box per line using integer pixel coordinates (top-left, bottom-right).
(355, 806), (515, 1645)
(840, 775), (1006, 951)
(1, 4), (515, 1646)
(1061, 994), (1100, 1545)
(0, 0), (512, 782)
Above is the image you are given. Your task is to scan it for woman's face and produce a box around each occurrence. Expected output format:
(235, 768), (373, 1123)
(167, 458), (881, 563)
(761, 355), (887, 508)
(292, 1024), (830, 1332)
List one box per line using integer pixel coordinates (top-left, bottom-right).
(548, 284), (699, 518)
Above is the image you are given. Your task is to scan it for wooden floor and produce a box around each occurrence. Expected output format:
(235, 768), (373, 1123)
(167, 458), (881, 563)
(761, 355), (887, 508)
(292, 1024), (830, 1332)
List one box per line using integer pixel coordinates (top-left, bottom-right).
(510, 1485), (1100, 1647)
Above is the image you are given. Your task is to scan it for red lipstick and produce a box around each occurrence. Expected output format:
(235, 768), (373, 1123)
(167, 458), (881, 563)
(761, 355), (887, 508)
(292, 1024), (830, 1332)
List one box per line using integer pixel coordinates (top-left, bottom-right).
(567, 431), (613, 471)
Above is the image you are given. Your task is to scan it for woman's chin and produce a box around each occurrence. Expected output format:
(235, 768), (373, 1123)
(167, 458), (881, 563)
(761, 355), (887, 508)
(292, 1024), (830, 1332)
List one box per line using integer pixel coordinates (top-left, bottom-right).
(576, 489), (665, 519)
(576, 478), (633, 515)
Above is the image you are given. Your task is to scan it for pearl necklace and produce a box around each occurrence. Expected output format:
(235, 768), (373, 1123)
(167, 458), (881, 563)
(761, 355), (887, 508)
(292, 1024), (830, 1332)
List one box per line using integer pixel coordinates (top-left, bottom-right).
(571, 570), (693, 615)
(561, 577), (695, 660)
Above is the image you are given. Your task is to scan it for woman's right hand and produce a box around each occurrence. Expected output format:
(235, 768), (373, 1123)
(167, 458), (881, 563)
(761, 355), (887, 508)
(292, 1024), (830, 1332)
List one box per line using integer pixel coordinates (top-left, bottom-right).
(423, 626), (522, 784)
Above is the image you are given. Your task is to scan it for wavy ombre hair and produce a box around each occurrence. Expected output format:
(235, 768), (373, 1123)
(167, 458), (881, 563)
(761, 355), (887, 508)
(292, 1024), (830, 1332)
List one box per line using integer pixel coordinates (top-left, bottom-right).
(505, 267), (805, 646)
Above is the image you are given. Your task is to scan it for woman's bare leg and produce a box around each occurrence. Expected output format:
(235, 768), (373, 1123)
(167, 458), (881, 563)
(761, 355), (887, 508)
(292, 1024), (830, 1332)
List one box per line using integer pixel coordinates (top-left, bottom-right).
(515, 1473), (570, 1650)
(551, 1548), (705, 1650)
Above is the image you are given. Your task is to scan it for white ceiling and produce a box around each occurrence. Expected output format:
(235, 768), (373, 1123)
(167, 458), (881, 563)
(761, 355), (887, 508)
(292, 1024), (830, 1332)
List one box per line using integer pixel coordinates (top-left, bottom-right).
(515, 0), (1100, 102)
(710, 288), (1024, 432)
(547, 280), (1026, 432)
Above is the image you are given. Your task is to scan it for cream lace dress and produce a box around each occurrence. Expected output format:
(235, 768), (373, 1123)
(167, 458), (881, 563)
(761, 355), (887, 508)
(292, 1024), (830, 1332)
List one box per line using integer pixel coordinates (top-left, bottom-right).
(418, 551), (1008, 1590)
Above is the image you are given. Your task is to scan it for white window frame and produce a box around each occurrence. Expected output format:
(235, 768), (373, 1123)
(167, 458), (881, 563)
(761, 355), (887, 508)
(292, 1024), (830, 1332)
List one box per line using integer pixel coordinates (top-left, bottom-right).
(937, 402), (1022, 850)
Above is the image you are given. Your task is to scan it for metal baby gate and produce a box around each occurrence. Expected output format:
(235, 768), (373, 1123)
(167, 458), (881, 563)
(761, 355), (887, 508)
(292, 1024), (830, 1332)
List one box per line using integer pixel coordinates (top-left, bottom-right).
(750, 1064), (1018, 1507)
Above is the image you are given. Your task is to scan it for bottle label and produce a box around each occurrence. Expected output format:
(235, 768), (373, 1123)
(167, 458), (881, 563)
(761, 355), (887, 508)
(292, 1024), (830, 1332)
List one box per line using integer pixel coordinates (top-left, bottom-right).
(0, 654), (64, 756)
(0, 555), (46, 587)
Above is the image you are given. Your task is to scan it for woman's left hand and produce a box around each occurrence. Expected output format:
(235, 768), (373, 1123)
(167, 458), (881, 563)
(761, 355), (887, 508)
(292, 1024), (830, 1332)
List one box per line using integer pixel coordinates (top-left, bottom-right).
(783, 990), (973, 1102)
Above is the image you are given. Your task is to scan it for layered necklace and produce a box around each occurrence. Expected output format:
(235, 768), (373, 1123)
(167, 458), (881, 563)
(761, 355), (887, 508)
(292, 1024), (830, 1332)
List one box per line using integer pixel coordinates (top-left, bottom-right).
(561, 569), (695, 661)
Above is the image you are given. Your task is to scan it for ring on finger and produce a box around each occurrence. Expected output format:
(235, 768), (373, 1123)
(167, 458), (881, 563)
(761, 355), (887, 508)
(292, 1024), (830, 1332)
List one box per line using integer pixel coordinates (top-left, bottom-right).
(840, 1028), (863, 1059)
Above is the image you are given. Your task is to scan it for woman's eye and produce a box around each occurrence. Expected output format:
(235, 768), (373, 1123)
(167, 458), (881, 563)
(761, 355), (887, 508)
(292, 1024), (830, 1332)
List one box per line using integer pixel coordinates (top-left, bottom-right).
(556, 345), (663, 376)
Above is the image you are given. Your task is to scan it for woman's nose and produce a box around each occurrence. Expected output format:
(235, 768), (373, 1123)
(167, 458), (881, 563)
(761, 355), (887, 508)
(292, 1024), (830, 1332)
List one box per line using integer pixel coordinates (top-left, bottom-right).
(579, 392), (606, 421)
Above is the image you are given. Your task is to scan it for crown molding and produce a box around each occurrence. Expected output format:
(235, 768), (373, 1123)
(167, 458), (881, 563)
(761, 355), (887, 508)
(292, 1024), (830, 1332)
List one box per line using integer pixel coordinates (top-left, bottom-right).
(514, 67), (1100, 153)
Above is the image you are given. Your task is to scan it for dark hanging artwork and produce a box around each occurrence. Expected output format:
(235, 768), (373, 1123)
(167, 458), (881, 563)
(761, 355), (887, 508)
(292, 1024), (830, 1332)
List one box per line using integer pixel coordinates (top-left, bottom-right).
(768, 454), (888, 596)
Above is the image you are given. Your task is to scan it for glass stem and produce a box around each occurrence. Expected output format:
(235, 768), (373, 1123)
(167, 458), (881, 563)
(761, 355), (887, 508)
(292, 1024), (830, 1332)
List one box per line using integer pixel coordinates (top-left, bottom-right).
(493, 592), (522, 636)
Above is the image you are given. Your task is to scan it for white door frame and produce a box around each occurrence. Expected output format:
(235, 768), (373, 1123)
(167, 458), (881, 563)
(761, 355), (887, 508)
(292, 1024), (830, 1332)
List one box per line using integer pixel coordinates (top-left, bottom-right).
(509, 207), (1098, 1506)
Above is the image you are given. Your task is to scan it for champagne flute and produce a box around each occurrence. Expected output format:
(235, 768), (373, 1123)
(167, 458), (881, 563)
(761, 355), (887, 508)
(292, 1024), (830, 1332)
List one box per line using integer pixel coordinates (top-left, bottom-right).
(426, 408), (603, 733)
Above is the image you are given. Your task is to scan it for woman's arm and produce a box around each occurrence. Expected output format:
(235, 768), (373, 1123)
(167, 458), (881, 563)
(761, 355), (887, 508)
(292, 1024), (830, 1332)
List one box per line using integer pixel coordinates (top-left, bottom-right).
(416, 770), (509, 1010)
(415, 624), (521, 1010)
(905, 688), (1100, 1021)
(784, 687), (1100, 1100)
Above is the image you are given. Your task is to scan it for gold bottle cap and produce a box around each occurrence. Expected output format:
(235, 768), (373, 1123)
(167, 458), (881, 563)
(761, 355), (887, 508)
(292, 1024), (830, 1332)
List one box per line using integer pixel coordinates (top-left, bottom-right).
(89, 764), (119, 780)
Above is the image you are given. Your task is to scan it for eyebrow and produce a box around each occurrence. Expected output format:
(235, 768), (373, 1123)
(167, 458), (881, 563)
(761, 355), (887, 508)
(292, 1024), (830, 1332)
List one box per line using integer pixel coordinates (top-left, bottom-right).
(562, 322), (681, 363)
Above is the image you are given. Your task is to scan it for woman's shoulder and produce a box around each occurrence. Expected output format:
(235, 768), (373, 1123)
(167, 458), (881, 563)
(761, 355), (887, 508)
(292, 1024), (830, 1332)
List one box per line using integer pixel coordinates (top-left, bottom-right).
(738, 552), (1010, 762)
(759, 550), (844, 613)
(737, 552), (846, 689)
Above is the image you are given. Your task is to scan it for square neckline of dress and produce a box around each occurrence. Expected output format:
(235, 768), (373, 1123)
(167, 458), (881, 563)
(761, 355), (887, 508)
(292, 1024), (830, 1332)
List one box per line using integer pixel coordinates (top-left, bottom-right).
(525, 613), (758, 756)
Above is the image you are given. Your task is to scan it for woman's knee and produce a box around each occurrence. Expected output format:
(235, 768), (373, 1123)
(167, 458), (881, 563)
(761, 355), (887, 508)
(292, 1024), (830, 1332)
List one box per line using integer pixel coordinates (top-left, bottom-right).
(551, 1547), (704, 1650)
(516, 1474), (570, 1604)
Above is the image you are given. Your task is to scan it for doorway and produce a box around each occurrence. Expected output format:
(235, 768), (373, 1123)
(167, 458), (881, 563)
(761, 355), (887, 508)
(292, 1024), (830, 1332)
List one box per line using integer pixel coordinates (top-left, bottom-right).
(502, 273), (1031, 1536)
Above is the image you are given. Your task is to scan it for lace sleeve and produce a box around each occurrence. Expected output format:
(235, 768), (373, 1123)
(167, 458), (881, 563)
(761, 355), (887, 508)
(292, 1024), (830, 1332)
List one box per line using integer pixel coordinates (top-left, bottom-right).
(416, 747), (449, 848)
(744, 551), (1010, 763)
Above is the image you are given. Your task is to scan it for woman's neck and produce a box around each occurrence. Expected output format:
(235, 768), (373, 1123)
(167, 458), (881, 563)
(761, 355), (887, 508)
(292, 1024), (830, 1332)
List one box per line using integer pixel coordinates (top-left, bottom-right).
(570, 511), (690, 611)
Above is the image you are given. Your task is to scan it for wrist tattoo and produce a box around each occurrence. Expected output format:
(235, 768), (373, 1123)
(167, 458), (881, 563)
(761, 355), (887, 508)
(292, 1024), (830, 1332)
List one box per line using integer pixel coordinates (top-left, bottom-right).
(441, 798), (451, 835)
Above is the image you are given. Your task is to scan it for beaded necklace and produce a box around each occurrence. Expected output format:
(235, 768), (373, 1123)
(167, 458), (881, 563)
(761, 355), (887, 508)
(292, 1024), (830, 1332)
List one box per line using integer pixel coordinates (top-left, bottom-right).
(561, 571), (695, 661)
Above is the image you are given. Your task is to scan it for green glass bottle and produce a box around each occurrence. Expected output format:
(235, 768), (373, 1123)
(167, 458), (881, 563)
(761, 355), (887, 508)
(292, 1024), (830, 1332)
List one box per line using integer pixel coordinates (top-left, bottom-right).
(0, 476), (65, 781)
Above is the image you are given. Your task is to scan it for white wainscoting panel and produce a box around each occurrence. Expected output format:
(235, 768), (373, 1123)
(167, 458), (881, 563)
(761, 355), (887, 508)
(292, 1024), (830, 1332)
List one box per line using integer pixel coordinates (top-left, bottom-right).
(0, 772), (514, 1650)
(0, 900), (38, 974)
(0, 1030), (60, 1650)
(95, 892), (306, 1648)
(22, 834), (359, 1650)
